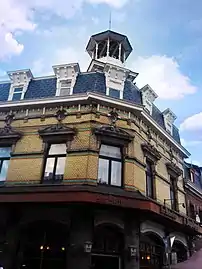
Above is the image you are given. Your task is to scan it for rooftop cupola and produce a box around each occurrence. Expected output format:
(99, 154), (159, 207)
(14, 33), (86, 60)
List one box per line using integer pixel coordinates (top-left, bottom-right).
(86, 30), (133, 67)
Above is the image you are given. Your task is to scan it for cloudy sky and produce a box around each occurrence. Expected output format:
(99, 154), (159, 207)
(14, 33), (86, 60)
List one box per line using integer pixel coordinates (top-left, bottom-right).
(0, 0), (202, 164)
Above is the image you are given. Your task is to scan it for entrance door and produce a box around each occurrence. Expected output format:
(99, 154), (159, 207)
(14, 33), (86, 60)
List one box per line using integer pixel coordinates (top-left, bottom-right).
(91, 254), (120, 269)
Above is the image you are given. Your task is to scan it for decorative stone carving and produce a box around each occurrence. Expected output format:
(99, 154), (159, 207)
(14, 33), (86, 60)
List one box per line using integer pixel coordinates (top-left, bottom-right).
(108, 108), (120, 126)
(55, 108), (67, 122)
(94, 125), (134, 146)
(166, 162), (182, 177)
(141, 143), (161, 164)
(38, 123), (76, 143)
(0, 113), (22, 145)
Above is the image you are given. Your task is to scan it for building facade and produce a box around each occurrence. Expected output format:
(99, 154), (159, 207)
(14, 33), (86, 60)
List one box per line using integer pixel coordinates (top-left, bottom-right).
(0, 30), (201, 269)
(184, 163), (202, 231)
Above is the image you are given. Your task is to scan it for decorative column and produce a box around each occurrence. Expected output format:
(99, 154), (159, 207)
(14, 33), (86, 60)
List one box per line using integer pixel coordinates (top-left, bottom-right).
(124, 216), (140, 269)
(67, 208), (93, 269)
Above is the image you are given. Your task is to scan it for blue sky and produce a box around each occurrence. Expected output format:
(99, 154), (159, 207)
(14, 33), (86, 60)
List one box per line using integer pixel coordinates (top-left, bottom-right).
(0, 0), (202, 164)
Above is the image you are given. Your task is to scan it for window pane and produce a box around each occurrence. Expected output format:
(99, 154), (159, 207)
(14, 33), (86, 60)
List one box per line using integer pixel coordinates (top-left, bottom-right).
(14, 87), (23, 93)
(98, 158), (109, 184)
(12, 92), (22, 101)
(146, 175), (153, 197)
(109, 88), (120, 99)
(100, 145), (121, 159)
(111, 161), (122, 186)
(55, 157), (66, 180)
(44, 158), (55, 180)
(0, 160), (9, 181)
(49, 144), (66, 155)
(60, 87), (71, 96)
(146, 161), (152, 175)
(0, 147), (11, 158)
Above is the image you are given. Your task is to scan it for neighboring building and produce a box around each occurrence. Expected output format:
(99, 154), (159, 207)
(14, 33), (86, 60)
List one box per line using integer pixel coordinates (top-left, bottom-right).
(0, 30), (201, 269)
(184, 162), (202, 228)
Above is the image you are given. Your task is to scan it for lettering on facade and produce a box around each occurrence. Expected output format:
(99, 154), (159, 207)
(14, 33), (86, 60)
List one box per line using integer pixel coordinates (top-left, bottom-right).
(96, 195), (122, 206)
(160, 206), (177, 220)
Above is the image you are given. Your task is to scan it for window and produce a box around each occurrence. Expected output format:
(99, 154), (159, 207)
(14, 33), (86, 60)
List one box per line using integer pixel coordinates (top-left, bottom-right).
(170, 177), (177, 211)
(59, 80), (71, 96)
(43, 144), (66, 183)
(108, 88), (120, 99)
(98, 144), (122, 187)
(0, 147), (11, 182)
(146, 161), (154, 198)
(190, 169), (201, 184)
(189, 203), (195, 219)
(12, 87), (23, 101)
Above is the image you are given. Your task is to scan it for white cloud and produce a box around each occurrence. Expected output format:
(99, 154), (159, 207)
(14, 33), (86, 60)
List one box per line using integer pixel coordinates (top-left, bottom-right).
(181, 138), (202, 147)
(131, 55), (197, 100)
(87, 0), (129, 8)
(180, 112), (202, 131)
(53, 47), (90, 71)
(0, 0), (129, 60)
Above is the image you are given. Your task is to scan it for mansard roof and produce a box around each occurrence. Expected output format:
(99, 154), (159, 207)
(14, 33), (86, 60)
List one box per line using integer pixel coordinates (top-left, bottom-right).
(0, 71), (181, 144)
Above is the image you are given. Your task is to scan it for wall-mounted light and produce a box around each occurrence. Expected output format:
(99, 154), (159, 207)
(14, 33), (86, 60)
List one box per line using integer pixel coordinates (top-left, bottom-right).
(128, 245), (138, 258)
(84, 241), (92, 253)
(164, 199), (185, 208)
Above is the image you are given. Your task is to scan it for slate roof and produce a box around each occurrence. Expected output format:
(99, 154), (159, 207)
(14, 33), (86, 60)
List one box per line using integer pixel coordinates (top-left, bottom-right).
(0, 71), (181, 144)
(184, 162), (202, 190)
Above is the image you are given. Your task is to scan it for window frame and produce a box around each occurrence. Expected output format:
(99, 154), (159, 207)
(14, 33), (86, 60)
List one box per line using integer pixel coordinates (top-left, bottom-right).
(59, 79), (72, 96)
(42, 143), (67, 184)
(98, 143), (123, 188)
(0, 147), (11, 183)
(11, 87), (23, 101)
(146, 160), (155, 199)
(170, 176), (178, 211)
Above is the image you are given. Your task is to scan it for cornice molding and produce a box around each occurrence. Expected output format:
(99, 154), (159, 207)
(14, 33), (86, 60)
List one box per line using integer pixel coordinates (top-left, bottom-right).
(166, 162), (182, 177)
(141, 143), (161, 163)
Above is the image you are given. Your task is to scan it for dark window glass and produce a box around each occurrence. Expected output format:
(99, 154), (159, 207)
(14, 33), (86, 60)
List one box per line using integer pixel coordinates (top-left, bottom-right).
(109, 88), (120, 99)
(0, 147), (11, 182)
(12, 87), (23, 101)
(98, 144), (122, 187)
(12, 92), (22, 101)
(189, 203), (195, 219)
(170, 177), (177, 211)
(43, 144), (66, 184)
(146, 161), (154, 198)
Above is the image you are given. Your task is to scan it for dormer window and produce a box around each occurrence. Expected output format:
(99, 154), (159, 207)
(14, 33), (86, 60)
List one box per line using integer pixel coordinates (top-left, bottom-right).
(7, 69), (33, 101)
(53, 63), (80, 97)
(140, 84), (158, 115)
(163, 108), (177, 136)
(108, 88), (120, 99)
(59, 80), (71, 96)
(12, 87), (23, 101)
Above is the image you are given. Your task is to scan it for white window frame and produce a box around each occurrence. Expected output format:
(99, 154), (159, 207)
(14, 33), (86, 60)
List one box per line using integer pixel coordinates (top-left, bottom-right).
(56, 79), (73, 97)
(8, 86), (24, 101)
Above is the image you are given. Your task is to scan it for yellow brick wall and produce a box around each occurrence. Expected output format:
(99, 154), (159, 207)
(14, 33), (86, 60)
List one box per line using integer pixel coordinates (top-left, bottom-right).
(7, 157), (43, 183)
(2, 111), (187, 212)
(156, 177), (170, 202)
(14, 133), (43, 153)
(178, 191), (186, 214)
(134, 164), (146, 194)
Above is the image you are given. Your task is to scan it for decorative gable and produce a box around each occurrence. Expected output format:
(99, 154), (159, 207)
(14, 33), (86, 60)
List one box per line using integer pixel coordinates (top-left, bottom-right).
(140, 84), (158, 115)
(7, 69), (33, 101)
(163, 108), (177, 135)
(53, 63), (80, 97)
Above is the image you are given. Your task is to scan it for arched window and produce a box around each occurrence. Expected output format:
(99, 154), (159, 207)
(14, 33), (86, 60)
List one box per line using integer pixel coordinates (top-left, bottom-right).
(91, 225), (124, 269)
(172, 241), (187, 263)
(140, 233), (164, 269)
(19, 221), (67, 269)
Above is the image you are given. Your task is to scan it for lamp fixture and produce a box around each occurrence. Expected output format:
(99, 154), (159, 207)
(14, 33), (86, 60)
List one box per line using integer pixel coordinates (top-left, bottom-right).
(164, 199), (185, 208)
(128, 245), (137, 258)
(84, 241), (92, 253)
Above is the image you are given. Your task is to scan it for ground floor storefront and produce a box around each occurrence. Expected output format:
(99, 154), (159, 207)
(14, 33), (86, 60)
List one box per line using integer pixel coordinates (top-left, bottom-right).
(0, 203), (190, 269)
